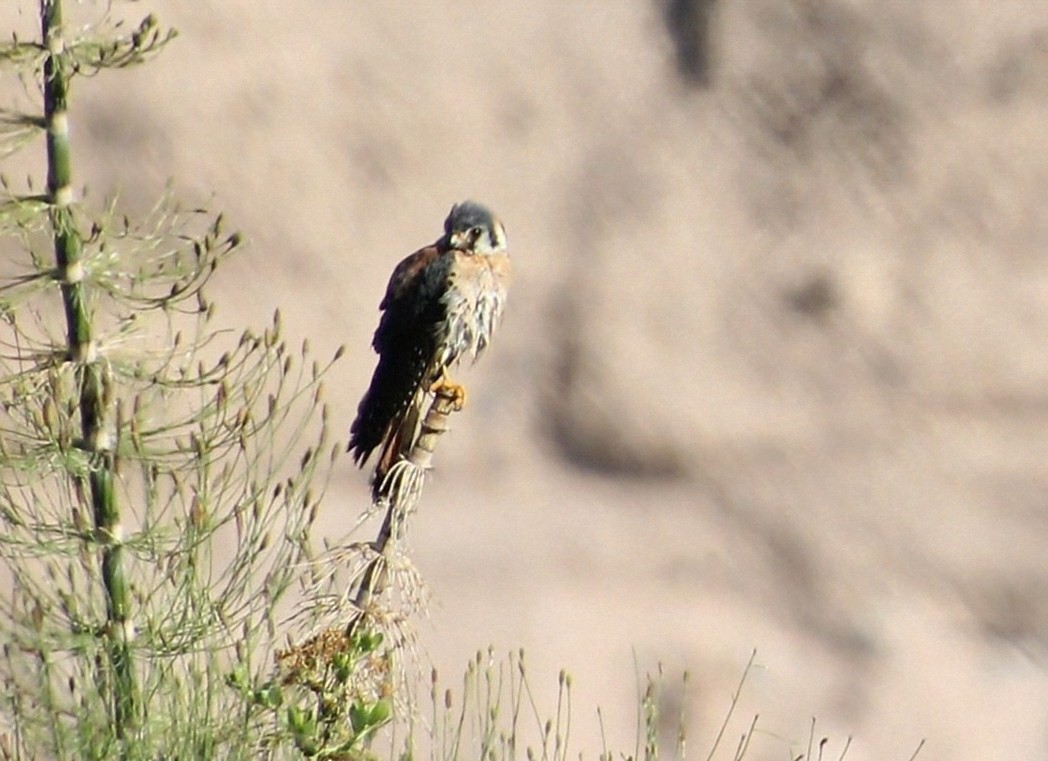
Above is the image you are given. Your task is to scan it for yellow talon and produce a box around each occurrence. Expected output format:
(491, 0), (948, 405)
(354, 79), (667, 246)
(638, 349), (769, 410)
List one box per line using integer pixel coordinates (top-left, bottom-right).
(430, 371), (467, 411)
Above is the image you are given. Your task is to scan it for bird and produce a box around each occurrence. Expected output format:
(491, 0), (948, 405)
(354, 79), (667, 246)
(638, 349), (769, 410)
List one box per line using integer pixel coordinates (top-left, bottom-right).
(348, 201), (510, 493)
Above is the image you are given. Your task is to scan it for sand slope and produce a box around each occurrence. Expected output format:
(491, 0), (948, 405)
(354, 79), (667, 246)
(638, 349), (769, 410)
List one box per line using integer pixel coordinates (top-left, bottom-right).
(2, 1), (1047, 758)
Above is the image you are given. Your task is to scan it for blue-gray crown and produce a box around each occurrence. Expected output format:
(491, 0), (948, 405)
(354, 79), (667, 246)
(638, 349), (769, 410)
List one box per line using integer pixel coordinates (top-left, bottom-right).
(444, 201), (496, 235)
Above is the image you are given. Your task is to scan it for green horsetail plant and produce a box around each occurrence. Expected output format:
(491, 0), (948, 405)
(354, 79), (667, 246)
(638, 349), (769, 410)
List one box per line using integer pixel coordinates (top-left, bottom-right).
(0, 1), (360, 758)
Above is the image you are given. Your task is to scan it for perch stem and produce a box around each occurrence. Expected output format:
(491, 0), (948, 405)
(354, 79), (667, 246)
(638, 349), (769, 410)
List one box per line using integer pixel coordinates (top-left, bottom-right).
(348, 387), (460, 634)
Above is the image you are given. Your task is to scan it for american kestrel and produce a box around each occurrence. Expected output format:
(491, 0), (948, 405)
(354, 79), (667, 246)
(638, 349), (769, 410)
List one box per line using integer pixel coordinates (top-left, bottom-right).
(348, 201), (510, 491)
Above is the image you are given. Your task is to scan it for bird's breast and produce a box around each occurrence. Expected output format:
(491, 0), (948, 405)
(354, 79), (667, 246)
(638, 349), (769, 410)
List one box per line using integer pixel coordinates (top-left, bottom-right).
(438, 251), (510, 366)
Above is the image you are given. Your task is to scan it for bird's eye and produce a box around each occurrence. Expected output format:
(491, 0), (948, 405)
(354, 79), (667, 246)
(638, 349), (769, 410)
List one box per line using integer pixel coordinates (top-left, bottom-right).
(469, 226), (484, 241)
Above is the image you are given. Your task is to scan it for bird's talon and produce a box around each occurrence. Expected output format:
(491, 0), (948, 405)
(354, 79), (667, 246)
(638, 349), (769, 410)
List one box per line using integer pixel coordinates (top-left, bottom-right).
(430, 375), (467, 411)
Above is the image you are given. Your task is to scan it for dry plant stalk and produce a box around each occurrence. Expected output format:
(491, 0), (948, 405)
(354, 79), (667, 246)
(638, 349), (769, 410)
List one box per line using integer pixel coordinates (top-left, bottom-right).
(348, 386), (460, 633)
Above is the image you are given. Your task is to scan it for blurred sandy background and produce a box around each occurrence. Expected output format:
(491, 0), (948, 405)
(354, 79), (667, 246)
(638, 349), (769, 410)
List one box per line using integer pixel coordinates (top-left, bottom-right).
(4, 1), (1048, 758)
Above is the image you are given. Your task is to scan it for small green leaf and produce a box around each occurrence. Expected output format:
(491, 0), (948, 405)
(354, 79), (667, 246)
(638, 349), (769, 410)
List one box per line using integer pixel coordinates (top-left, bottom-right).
(224, 665), (248, 691)
(260, 682), (283, 709)
(287, 705), (318, 754)
(333, 651), (353, 682)
(349, 701), (368, 734)
(369, 699), (391, 725)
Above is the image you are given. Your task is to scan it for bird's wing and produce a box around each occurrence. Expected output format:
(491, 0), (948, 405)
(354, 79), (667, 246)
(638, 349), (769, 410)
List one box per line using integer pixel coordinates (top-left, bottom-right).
(348, 244), (451, 466)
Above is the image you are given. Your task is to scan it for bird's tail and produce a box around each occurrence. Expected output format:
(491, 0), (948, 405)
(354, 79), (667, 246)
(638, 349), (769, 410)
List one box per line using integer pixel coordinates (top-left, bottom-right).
(370, 388), (426, 502)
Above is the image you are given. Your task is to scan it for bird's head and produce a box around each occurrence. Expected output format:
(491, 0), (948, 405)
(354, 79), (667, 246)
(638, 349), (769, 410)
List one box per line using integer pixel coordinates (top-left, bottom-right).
(443, 201), (507, 254)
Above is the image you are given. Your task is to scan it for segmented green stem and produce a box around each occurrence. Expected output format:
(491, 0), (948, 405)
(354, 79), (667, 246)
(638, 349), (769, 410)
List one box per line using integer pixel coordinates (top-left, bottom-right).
(41, 0), (137, 741)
